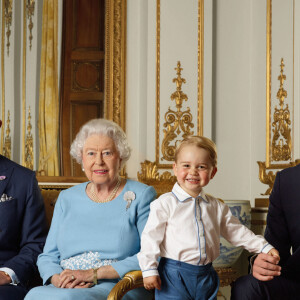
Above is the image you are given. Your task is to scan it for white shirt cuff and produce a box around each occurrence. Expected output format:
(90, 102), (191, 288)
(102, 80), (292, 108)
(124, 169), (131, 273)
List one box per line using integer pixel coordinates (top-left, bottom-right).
(142, 269), (159, 278)
(0, 267), (19, 285)
(261, 243), (274, 254)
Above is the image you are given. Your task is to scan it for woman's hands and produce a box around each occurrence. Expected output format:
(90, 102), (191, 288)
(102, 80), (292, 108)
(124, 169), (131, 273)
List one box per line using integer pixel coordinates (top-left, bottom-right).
(51, 265), (119, 289)
(51, 269), (94, 289)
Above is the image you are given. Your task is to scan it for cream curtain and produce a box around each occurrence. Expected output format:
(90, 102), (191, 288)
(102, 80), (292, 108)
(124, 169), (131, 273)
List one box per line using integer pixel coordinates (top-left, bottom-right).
(38, 0), (59, 176)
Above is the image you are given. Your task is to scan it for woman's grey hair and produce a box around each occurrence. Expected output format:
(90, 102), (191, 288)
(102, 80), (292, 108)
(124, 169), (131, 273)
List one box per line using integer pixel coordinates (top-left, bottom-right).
(70, 118), (131, 167)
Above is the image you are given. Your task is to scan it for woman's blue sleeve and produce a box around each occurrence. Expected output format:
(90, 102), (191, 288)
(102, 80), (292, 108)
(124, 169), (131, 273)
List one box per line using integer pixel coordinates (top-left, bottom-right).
(111, 185), (156, 277)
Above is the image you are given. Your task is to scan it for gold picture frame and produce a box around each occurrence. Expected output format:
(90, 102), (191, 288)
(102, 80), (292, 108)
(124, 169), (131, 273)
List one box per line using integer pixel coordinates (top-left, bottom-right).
(105, 0), (127, 132)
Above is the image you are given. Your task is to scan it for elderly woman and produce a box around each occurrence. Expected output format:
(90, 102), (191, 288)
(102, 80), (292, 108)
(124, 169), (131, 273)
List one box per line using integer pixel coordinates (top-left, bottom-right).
(25, 119), (156, 300)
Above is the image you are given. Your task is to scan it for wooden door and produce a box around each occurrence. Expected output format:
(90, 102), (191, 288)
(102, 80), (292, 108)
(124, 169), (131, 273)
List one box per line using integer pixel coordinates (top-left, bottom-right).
(60, 0), (105, 176)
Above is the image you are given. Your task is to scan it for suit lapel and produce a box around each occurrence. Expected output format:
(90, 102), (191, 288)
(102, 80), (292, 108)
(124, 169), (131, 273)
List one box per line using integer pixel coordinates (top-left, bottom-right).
(0, 156), (14, 197)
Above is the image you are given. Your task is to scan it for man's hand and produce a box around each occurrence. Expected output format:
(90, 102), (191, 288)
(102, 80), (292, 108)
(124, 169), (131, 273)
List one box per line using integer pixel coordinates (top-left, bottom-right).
(0, 271), (12, 285)
(252, 252), (281, 281)
(143, 276), (161, 290)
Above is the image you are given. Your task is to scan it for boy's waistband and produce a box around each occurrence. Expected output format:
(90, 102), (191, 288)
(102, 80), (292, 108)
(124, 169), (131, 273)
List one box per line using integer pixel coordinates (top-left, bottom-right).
(160, 257), (213, 274)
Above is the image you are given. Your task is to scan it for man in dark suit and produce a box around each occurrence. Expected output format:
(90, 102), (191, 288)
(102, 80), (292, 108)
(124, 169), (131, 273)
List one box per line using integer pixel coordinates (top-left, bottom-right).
(231, 164), (300, 299)
(0, 120), (47, 300)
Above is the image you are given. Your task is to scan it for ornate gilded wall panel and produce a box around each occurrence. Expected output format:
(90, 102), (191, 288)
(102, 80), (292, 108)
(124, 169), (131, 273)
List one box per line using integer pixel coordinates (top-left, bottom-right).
(139, 0), (203, 184)
(258, 0), (299, 195)
(155, 0), (203, 169)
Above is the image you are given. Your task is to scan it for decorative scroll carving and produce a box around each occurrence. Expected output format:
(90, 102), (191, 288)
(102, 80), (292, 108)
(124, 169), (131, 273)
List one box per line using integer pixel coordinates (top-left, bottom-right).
(3, 110), (11, 159)
(215, 267), (238, 287)
(26, 0), (35, 50)
(257, 161), (277, 195)
(138, 160), (176, 182)
(4, 0), (13, 56)
(258, 56), (300, 195)
(161, 61), (194, 161)
(258, 160), (300, 195)
(137, 160), (176, 197)
(271, 58), (291, 161)
(24, 107), (33, 170)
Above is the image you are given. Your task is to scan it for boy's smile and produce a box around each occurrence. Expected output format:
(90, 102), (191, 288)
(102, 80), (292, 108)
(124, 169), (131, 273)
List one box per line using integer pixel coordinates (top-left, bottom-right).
(173, 145), (217, 198)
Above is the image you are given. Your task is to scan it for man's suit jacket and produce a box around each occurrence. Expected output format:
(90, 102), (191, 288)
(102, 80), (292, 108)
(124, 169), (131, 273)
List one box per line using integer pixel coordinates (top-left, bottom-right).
(265, 163), (300, 280)
(0, 155), (47, 288)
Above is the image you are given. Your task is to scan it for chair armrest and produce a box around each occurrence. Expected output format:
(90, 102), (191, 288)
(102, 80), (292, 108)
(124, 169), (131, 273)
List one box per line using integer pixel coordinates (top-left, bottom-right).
(107, 270), (144, 300)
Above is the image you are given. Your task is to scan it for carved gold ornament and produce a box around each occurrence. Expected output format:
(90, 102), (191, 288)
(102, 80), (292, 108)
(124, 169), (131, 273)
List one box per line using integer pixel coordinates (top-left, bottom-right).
(4, 0), (12, 56)
(161, 61), (194, 161)
(24, 107), (33, 170)
(26, 0), (35, 50)
(258, 58), (299, 195)
(271, 59), (291, 162)
(259, 6), (300, 196)
(3, 110), (11, 159)
(155, 0), (203, 168)
(257, 162), (277, 195)
(105, 0), (126, 131)
(137, 160), (176, 197)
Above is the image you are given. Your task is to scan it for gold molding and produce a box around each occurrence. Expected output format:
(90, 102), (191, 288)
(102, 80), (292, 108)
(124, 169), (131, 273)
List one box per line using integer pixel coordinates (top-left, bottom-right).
(22, 0), (27, 166)
(266, 0), (294, 168)
(155, 0), (204, 169)
(105, 0), (126, 132)
(271, 58), (291, 162)
(260, 0), (297, 195)
(3, 110), (11, 159)
(198, 0), (204, 135)
(24, 106), (33, 170)
(266, 0), (272, 167)
(26, 0), (35, 50)
(1, 0), (5, 153)
(4, 0), (12, 56)
(161, 61), (194, 161)
(155, 0), (161, 166)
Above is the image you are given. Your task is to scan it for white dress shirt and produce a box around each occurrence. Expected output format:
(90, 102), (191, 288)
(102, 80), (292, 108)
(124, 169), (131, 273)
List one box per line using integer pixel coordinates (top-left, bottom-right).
(138, 183), (273, 278)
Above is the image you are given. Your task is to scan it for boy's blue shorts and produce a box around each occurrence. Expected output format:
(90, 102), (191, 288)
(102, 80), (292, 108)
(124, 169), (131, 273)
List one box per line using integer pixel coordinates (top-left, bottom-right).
(155, 257), (219, 300)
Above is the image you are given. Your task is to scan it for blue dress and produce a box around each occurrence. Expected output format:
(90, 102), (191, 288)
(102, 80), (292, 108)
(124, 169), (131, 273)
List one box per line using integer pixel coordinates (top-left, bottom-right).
(25, 180), (156, 300)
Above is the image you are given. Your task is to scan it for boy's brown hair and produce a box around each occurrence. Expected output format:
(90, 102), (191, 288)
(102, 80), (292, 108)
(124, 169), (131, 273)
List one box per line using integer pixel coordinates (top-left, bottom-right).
(174, 136), (217, 167)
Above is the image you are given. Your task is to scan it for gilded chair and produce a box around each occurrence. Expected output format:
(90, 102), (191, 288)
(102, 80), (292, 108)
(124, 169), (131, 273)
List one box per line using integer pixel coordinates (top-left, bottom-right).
(107, 270), (150, 300)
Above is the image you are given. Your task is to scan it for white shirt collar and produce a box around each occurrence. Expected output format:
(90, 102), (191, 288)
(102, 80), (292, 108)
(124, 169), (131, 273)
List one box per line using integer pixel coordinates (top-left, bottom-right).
(172, 182), (208, 203)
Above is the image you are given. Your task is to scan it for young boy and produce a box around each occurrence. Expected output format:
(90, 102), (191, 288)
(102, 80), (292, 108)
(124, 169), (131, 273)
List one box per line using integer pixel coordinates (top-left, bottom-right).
(137, 136), (279, 300)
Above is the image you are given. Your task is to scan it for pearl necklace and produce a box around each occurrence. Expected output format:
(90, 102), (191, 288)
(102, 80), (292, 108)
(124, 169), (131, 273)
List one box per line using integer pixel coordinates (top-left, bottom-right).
(89, 178), (121, 203)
